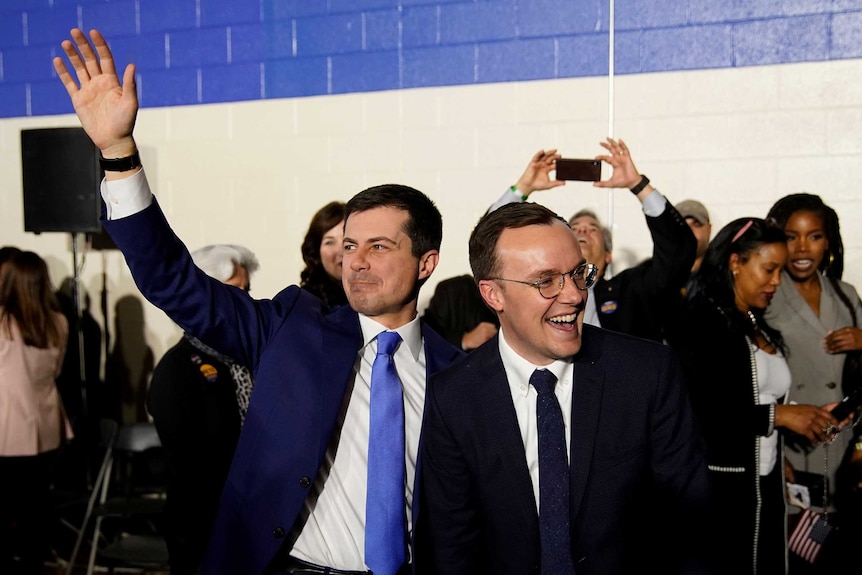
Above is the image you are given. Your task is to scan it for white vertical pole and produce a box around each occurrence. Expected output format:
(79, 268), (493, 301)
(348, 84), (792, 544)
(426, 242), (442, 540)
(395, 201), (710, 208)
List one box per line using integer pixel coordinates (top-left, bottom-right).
(606, 0), (616, 278)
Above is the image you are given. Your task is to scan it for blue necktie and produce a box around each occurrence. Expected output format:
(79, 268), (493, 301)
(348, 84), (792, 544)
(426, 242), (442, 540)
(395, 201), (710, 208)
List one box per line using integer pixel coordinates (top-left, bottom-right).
(366, 331), (406, 575)
(531, 368), (575, 575)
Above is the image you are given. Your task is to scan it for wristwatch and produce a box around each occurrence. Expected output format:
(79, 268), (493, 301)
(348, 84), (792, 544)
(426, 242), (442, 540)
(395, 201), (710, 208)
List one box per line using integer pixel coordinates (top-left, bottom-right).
(629, 175), (650, 195)
(100, 151), (141, 172)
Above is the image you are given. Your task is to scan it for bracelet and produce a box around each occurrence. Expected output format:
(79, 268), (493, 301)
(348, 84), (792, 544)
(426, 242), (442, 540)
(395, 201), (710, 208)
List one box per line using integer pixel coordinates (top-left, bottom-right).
(510, 185), (527, 202)
(629, 175), (650, 195)
(99, 150), (141, 172)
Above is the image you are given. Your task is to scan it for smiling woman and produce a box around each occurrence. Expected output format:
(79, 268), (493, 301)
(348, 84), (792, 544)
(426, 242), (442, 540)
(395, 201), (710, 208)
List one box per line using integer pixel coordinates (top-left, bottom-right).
(668, 216), (841, 574)
(300, 201), (348, 310)
(764, 193), (862, 568)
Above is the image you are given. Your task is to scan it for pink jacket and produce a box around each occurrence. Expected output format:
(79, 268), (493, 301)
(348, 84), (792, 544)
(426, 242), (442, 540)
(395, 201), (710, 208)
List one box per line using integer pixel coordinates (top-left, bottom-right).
(0, 309), (72, 456)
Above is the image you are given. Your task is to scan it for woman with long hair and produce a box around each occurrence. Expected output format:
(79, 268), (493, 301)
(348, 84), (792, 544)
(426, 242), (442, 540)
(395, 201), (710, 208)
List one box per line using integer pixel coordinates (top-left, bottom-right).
(300, 201), (348, 310)
(765, 193), (862, 570)
(0, 251), (70, 574)
(669, 218), (839, 574)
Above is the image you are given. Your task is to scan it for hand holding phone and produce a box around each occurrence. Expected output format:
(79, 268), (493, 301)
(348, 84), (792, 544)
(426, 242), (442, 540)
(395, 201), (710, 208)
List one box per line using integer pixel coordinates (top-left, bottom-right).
(830, 386), (862, 422)
(555, 159), (601, 182)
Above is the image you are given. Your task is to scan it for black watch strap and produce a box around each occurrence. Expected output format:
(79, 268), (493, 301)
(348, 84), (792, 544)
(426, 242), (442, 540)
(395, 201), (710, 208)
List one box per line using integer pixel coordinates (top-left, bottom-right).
(99, 151), (141, 172)
(629, 174), (650, 195)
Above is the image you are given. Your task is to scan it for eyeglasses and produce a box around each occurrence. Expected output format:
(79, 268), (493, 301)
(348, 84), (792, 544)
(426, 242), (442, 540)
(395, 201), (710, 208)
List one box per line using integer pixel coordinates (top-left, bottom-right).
(491, 263), (599, 299)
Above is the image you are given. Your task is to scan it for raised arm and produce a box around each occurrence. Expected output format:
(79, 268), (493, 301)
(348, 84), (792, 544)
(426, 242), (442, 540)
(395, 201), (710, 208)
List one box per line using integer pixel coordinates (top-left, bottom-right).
(593, 137), (654, 200)
(53, 28), (139, 178)
(486, 149), (565, 214)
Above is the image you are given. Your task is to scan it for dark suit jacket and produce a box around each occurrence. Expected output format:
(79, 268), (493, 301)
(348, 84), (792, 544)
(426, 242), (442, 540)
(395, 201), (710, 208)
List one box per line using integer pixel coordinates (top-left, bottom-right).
(416, 325), (712, 575)
(104, 200), (463, 575)
(146, 335), (241, 575)
(422, 274), (498, 349)
(592, 203), (695, 342)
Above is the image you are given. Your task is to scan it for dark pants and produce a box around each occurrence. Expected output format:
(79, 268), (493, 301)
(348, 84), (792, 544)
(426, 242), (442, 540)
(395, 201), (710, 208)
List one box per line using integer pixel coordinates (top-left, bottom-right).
(0, 451), (57, 575)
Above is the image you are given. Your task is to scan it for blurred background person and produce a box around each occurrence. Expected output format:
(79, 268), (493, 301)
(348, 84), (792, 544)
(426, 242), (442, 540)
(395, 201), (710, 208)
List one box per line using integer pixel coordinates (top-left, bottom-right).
(299, 201), (348, 309)
(676, 199), (713, 276)
(147, 243), (259, 575)
(670, 218), (839, 575)
(765, 193), (862, 571)
(0, 250), (70, 575)
(0, 246), (22, 282)
(422, 273), (499, 351)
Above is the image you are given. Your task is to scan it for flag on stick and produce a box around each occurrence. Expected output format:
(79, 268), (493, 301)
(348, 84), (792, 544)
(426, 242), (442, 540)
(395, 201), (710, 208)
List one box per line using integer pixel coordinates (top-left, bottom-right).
(788, 508), (832, 563)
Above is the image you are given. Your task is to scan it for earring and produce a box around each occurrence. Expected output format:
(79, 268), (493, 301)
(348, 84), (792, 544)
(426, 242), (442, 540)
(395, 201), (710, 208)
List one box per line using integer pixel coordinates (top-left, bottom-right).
(826, 252), (835, 269)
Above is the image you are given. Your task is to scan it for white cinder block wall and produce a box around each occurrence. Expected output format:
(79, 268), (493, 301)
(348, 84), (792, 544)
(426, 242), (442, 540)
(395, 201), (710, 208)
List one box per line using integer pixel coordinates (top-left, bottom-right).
(1, 59), (861, 373)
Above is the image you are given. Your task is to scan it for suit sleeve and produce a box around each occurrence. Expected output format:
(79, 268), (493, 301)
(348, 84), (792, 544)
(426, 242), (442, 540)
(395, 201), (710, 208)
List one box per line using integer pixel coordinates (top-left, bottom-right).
(416, 373), (483, 574)
(102, 199), (302, 369)
(638, 202), (697, 300)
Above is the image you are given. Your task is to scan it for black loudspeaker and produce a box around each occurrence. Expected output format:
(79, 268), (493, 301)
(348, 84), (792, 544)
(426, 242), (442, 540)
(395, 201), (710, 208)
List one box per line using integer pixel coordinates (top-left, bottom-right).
(21, 127), (103, 234)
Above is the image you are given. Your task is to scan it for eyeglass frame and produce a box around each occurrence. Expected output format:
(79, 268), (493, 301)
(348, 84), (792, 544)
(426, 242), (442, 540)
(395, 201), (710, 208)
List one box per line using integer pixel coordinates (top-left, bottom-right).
(490, 262), (599, 299)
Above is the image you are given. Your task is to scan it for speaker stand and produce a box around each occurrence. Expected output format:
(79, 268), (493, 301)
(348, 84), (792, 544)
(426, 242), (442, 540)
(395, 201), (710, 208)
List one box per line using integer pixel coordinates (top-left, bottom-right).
(71, 232), (88, 418)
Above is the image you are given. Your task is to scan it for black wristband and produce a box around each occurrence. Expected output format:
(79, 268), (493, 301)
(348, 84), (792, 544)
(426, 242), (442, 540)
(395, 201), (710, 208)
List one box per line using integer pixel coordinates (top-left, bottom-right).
(99, 151), (141, 172)
(629, 174), (650, 195)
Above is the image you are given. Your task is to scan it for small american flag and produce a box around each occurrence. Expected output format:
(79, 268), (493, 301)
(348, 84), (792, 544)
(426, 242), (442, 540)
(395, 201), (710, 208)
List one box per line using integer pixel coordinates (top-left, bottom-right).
(788, 508), (832, 563)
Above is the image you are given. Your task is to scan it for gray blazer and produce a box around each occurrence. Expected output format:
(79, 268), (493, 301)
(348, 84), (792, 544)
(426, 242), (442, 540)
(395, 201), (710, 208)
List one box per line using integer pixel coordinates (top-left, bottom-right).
(764, 270), (862, 509)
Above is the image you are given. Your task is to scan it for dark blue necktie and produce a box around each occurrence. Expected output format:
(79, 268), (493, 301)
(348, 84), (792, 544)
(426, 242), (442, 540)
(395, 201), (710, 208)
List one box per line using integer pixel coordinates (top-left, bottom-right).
(365, 331), (406, 575)
(531, 368), (575, 575)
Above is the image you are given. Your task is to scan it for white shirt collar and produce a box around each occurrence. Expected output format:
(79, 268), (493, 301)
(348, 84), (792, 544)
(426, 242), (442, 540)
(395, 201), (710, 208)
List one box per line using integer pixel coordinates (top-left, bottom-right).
(497, 326), (571, 397)
(358, 312), (423, 360)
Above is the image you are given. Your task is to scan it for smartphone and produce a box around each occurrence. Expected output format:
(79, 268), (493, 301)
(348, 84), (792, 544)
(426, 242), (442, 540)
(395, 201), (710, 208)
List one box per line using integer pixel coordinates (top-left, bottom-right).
(555, 158), (602, 181)
(830, 386), (862, 422)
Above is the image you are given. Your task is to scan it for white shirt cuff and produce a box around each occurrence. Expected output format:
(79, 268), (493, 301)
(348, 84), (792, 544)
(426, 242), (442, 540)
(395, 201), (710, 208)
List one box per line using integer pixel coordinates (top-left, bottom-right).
(100, 168), (152, 220)
(641, 188), (667, 217)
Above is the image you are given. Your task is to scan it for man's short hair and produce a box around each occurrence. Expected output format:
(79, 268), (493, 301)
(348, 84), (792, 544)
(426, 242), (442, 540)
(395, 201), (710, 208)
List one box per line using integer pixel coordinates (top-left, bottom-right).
(567, 209), (613, 253)
(345, 184), (443, 258)
(470, 202), (568, 282)
(191, 244), (260, 282)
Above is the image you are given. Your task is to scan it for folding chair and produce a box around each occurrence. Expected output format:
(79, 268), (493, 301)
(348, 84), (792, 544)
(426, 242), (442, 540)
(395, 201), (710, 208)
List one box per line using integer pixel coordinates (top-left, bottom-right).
(65, 419), (169, 575)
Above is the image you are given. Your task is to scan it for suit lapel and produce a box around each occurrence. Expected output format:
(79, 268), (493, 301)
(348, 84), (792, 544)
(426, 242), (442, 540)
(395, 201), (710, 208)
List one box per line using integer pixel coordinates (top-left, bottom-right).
(317, 305), (363, 453)
(569, 326), (606, 520)
(473, 341), (541, 527)
(421, 322), (464, 375)
(780, 272), (828, 335)
(820, 276), (847, 330)
(413, 323), (464, 533)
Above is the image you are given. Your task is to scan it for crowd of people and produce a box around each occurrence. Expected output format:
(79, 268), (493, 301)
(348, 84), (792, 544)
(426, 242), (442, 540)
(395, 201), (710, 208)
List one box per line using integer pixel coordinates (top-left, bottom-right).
(2, 25), (861, 575)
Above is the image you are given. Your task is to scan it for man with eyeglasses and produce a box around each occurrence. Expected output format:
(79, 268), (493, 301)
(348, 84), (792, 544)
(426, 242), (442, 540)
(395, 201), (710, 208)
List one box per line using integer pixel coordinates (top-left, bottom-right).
(487, 139), (696, 343)
(415, 202), (713, 575)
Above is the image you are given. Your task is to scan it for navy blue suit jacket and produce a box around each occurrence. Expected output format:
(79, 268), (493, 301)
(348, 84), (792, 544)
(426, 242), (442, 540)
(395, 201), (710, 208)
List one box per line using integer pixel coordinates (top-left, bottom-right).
(416, 325), (712, 575)
(104, 200), (463, 575)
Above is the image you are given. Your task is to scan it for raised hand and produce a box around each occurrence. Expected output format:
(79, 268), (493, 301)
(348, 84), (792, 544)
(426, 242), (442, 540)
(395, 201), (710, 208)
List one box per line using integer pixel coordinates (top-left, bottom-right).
(53, 28), (138, 159)
(593, 137), (642, 190)
(515, 149), (565, 197)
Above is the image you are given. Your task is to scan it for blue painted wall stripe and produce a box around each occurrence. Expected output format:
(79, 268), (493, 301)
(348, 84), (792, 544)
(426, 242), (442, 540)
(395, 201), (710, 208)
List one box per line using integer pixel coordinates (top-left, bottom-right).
(1, 0), (859, 118)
